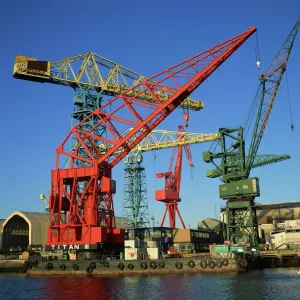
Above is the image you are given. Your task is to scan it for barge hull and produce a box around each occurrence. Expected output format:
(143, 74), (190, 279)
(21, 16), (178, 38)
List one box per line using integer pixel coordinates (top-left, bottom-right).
(26, 258), (258, 276)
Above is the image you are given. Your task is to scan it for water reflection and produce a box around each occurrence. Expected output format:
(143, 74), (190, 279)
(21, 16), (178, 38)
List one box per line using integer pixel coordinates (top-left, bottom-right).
(1, 269), (300, 300)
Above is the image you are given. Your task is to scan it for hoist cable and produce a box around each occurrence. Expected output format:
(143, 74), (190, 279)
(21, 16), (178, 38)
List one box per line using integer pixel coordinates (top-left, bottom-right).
(153, 150), (157, 184)
(242, 84), (262, 140)
(285, 69), (294, 131)
(252, 31), (261, 69)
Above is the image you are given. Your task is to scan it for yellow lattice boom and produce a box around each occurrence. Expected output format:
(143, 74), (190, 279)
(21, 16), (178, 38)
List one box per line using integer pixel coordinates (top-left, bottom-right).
(13, 53), (204, 111)
(98, 128), (220, 154)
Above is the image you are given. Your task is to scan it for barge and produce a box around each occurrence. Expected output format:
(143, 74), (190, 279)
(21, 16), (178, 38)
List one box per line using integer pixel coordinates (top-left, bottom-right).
(24, 256), (261, 276)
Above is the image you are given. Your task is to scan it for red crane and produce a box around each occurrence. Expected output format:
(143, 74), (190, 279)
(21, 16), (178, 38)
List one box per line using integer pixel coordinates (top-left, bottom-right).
(155, 125), (194, 228)
(47, 26), (256, 250)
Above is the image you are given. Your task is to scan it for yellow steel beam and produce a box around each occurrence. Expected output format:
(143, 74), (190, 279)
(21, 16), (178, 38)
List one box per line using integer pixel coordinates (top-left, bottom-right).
(98, 128), (220, 154)
(13, 53), (204, 111)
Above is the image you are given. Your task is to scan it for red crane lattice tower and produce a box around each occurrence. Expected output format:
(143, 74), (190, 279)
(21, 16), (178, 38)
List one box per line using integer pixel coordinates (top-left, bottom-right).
(47, 26), (256, 249)
(155, 125), (194, 228)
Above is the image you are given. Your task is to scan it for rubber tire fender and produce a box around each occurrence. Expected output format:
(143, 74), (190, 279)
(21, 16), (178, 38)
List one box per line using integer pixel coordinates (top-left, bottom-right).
(118, 263), (124, 270)
(175, 262), (183, 270)
(90, 262), (97, 269)
(215, 260), (222, 268)
(158, 261), (165, 268)
(235, 255), (242, 263)
(86, 266), (93, 274)
(222, 259), (229, 267)
(150, 261), (157, 269)
(73, 264), (79, 271)
(200, 260), (207, 269)
(208, 260), (216, 269)
(104, 261), (109, 268)
(128, 263), (134, 270)
(188, 260), (195, 268)
(240, 258), (248, 267)
(140, 262), (148, 269)
(60, 264), (66, 271)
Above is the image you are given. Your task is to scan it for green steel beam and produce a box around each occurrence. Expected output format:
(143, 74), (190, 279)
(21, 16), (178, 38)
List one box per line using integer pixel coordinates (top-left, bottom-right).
(206, 154), (291, 178)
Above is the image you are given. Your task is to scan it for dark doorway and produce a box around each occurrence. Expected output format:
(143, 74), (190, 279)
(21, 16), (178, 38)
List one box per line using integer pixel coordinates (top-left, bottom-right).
(2, 215), (29, 250)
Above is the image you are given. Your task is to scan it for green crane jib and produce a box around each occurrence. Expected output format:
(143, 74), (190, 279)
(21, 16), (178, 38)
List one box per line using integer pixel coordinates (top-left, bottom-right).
(13, 53), (203, 111)
(205, 153), (291, 179)
(202, 20), (299, 246)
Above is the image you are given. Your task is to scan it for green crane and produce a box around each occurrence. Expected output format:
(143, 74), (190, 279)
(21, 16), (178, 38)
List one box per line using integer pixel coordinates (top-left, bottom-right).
(202, 20), (299, 246)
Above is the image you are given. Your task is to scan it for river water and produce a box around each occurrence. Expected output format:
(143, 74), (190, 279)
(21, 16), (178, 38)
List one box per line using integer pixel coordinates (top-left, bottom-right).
(0, 268), (299, 300)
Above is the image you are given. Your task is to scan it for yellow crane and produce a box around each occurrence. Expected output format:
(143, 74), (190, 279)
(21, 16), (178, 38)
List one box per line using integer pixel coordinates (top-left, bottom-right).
(13, 53), (203, 111)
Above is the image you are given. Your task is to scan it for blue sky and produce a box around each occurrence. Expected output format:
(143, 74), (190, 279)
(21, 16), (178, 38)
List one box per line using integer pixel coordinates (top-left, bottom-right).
(0, 0), (299, 228)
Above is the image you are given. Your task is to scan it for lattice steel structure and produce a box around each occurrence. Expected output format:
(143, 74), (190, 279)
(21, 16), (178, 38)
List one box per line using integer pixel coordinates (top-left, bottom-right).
(121, 128), (220, 228)
(156, 126), (194, 228)
(204, 20), (299, 246)
(122, 152), (150, 228)
(13, 52), (204, 174)
(15, 26), (256, 248)
(13, 52), (204, 111)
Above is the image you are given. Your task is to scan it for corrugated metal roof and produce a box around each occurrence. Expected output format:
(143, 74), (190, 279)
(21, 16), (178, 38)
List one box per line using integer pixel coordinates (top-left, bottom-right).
(198, 217), (222, 231)
(2, 211), (49, 246)
(18, 212), (49, 224)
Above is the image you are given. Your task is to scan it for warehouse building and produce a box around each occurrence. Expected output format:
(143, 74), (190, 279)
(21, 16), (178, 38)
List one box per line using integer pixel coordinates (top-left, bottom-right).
(255, 201), (300, 225)
(1, 212), (49, 251)
(220, 201), (300, 248)
(0, 211), (131, 251)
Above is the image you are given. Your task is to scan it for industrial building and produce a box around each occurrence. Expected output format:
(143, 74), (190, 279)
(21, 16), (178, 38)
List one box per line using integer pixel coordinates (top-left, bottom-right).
(0, 212), (219, 254)
(1, 212), (49, 251)
(220, 201), (300, 248)
(269, 220), (300, 249)
(256, 201), (300, 224)
(0, 211), (131, 251)
(2, 201), (300, 253)
(198, 217), (224, 232)
(126, 226), (220, 254)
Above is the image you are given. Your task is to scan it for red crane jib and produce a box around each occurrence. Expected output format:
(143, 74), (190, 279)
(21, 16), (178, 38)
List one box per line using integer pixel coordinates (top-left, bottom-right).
(47, 26), (256, 248)
(155, 125), (193, 228)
